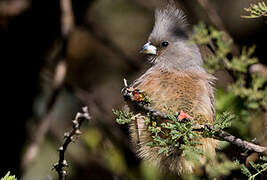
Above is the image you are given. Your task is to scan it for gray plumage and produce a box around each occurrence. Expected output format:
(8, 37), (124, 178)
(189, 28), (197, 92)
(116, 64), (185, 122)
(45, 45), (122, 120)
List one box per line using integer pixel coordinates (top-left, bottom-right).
(147, 5), (204, 72)
(129, 4), (217, 175)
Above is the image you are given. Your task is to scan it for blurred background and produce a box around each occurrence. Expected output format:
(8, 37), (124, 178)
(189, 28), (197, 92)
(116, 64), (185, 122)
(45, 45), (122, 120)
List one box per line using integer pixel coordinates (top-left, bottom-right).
(0, 0), (266, 179)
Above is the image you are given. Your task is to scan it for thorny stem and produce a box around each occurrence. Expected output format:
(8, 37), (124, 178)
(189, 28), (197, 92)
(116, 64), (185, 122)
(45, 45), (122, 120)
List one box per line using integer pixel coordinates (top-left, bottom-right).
(197, 125), (267, 155)
(53, 107), (91, 180)
(122, 80), (267, 156)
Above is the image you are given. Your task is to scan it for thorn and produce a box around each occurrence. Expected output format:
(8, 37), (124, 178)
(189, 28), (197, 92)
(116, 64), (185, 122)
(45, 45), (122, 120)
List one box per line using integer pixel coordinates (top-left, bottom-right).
(62, 170), (67, 176)
(82, 106), (88, 113)
(72, 120), (78, 125)
(75, 129), (82, 135)
(70, 136), (75, 142)
(64, 132), (70, 138)
(123, 78), (128, 87)
(53, 163), (59, 168)
(62, 160), (68, 166)
(75, 112), (83, 119)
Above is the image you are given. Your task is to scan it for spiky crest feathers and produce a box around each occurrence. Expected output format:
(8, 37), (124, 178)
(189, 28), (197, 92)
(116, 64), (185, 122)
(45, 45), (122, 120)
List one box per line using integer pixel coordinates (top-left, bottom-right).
(149, 4), (188, 42)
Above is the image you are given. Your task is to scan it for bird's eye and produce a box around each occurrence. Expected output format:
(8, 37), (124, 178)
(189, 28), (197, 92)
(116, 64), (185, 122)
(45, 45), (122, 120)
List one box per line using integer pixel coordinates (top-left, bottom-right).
(161, 41), (169, 47)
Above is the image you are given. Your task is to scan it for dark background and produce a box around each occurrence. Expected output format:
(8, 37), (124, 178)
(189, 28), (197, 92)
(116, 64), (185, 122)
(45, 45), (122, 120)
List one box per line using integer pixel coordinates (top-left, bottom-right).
(0, 0), (266, 179)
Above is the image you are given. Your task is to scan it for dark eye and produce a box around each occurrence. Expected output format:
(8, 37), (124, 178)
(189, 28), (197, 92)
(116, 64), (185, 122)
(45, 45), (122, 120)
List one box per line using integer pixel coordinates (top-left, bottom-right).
(161, 41), (169, 47)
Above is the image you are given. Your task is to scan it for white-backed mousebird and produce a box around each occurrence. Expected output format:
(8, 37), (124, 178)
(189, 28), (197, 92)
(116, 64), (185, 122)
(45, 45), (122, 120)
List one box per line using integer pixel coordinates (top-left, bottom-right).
(127, 4), (217, 174)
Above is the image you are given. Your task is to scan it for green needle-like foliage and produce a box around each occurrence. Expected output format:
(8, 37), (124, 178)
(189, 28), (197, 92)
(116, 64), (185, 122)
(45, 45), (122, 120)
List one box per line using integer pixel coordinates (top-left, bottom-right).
(148, 111), (203, 158)
(114, 22), (267, 179)
(192, 22), (267, 179)
(240, 156), (267, 180)
(112, 109), (135, 125)
(192, 22), (267, 120)
(242, 2), (267, 18)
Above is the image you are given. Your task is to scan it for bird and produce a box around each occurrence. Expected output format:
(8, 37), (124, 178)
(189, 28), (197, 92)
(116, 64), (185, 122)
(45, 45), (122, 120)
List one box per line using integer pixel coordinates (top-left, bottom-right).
(127, 4), (217, 175)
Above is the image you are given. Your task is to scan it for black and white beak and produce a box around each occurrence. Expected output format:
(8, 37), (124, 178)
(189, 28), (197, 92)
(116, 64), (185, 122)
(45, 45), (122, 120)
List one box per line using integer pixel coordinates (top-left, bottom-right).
(139, 41), (157, 55)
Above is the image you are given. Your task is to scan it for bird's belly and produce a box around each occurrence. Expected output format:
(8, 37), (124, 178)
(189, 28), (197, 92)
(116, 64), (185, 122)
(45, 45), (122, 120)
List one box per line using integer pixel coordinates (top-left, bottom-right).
(136, 72), (212, 124)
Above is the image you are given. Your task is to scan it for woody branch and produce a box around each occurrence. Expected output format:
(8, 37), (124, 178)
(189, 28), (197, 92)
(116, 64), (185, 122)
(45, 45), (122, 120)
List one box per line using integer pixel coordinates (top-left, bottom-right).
(122, 79), (267, 156)
(53, 107), (91, 180)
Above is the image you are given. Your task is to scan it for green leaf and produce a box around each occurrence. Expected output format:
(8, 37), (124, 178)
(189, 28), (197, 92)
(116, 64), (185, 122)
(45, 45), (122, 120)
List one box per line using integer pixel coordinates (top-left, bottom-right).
(1, 172), (16, 180)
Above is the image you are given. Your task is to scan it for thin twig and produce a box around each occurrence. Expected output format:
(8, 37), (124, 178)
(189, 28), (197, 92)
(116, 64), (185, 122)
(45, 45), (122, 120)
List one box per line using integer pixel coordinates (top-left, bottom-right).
(122, 79), (267, 155)
(53, 107), (91, 180)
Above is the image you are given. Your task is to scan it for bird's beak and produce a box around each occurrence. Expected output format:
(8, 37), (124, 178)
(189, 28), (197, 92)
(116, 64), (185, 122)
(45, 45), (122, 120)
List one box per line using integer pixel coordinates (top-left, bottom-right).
(139, 41), (157, 55)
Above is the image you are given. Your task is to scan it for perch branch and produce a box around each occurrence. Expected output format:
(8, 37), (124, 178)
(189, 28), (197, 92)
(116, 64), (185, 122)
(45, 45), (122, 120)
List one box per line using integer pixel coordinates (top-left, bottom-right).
(196, 125), (267, 155)
(121, 80), (267, 155)
(53, 107), (91, 180)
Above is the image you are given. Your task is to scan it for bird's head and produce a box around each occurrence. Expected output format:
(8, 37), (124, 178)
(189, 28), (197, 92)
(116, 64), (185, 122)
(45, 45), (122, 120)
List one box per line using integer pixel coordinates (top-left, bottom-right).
(140, 5), (204, 71)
